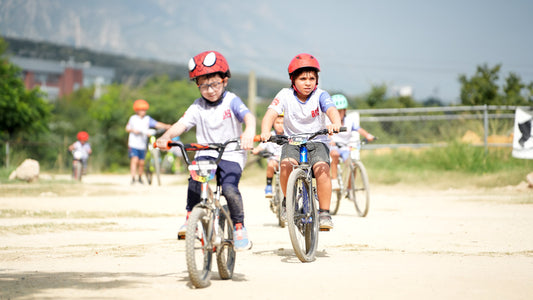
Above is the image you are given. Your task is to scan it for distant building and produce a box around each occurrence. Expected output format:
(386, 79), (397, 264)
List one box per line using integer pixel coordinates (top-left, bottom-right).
(9, 56), (114, 100)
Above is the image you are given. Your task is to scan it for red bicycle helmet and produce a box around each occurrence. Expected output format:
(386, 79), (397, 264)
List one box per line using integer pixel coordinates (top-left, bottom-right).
(133, 99), (149, 111)
(188, 51), (231, 80)
(288, 53), (320, 79)
(77, 131), (89, 142)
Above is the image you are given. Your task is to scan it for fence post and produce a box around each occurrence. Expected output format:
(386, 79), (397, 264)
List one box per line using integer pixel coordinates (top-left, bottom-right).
(483, 104), (488, 153)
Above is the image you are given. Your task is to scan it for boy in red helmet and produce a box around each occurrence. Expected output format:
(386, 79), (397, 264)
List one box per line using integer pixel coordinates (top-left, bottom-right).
(126, 99), (171, 185)
(156, 51), (255, 250)
(260, 53), (342, 230)
(68, 131), (92, 175)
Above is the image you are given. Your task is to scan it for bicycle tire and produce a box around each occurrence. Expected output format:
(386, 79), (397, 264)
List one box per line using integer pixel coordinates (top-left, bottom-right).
(274, 175), (285, 228)
(330, 163), (343, 215)
(73, 161), (83, 181)
(216, 205), (236, 280)
(185, 206), (213, 288)
(350, 161), (370, 217)
(144, 152), (153, 185)
(286, 168), (319, 262)
(153, 149), (162, 186)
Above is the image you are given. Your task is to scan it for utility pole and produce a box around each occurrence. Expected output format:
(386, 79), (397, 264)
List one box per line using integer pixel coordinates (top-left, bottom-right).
(248, 70), (256, 116)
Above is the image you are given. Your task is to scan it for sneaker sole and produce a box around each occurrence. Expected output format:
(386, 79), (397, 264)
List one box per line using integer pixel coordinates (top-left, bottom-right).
(265, 194), (273, 198)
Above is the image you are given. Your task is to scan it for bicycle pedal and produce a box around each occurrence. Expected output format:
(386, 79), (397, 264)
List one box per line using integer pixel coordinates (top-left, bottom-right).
(177, 233), (186, 240)
(319, 228), (331, 232)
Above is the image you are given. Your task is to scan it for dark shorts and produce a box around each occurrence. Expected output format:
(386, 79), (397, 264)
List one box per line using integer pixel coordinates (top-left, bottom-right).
(129, 147), (146, 160)
(281, 142), (330, 166)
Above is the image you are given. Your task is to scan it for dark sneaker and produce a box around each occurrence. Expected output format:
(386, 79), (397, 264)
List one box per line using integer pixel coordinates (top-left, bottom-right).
(177, 220), (187, 240)
(233, 223), (252, 251)
(138, 177), (144, 184)
(319, 211), (334, 230)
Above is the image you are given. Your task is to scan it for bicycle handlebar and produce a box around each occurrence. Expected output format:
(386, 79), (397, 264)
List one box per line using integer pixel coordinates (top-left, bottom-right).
(153, 137), (241, 166)
(253, 127), (347, 145)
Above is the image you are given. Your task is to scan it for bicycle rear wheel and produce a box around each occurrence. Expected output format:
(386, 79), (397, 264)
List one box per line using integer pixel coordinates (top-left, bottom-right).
(286, 168), (319, 262)
(185, 206), (213, 288)
(216, 205), (235, 280)
(349, 161), (370, 217)
(73, 161), (83, 181)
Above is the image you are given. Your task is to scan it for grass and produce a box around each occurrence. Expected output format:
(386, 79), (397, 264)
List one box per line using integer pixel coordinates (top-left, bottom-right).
(362, 142), (532, 188)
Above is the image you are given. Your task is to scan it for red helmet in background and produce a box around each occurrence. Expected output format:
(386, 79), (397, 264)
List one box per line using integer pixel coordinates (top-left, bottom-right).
(77, 131), (89, 142)
(133, 99), (149, 111)
(288, 53), (320, 79)
(188, 51), (231, 80)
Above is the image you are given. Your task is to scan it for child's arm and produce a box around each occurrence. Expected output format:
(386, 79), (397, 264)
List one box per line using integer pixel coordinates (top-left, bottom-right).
(155, 121), (171, 130)
(156, 121), (187, 149)
(325, 107), (342, 134)
(260, 108), (278, 141)
(357, 127), (375, 141)
(241, 112), (256, 150)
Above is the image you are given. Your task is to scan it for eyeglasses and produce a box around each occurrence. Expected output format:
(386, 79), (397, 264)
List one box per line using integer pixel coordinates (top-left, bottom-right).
(198, 80), (223, 92)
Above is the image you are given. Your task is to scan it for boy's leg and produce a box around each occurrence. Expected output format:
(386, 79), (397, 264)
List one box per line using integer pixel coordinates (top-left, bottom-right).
(309, 142), (334, 230)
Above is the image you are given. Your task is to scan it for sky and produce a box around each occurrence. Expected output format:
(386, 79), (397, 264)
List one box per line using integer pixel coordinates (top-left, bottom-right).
(2, 0), (533, 103)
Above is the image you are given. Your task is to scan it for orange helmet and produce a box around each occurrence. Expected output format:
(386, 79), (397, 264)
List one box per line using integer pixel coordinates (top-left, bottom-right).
(77, 131), (89, 142)
(133, 99), (149, 111)
(188, 51), (231, 80)
(288, 53), (320, 79)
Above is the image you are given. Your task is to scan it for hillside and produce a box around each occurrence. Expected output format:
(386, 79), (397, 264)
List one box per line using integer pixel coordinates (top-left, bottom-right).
(3, 36), (285, 100)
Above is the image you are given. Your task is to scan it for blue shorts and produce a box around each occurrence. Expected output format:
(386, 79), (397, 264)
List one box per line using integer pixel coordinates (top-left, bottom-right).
(129, 147), (146, 160)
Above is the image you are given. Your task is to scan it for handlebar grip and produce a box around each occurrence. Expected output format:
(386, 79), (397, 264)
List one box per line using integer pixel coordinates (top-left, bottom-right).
(339, 126), (347, 132)
(253, 135), (262, 142)
(153, 141), (171, 150)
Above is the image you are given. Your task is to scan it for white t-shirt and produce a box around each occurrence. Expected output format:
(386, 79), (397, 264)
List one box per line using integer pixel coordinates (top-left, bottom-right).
(71, 141), (91, 160)
(329, 111), (361, 146)
(126, 114), (158, 150)
(267, 87), (335, 144)
(178, 91), (250, 169)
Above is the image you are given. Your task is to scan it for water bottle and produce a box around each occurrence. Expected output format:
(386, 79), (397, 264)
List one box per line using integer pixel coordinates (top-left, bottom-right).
(300, 146), (308, 164)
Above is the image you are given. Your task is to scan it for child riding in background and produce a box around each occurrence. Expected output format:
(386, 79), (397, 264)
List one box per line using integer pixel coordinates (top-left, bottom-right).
(260, 53), (342, 230)
(68, 131), (92, 174)
(125, 99), (171, 185)
(329, 94), (375, 190)
(252, 113), (284, 198)
(156, 51), (256, 251)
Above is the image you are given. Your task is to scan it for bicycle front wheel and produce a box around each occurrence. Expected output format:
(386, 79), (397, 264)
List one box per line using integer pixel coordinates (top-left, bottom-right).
(349, 161), (370, 217)
(286, 168), (319, 262)
(216, 205), (236, 280)
(185, 206), (213, 288)
(330, 164), (343, 215)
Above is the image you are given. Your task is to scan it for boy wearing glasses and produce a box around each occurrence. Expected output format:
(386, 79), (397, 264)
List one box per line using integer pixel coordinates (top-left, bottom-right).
(156, 51), (255, 251)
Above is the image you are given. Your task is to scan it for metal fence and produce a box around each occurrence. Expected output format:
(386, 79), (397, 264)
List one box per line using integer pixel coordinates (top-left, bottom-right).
(2, 105), (528, 169)
(350, 105), (527, 151)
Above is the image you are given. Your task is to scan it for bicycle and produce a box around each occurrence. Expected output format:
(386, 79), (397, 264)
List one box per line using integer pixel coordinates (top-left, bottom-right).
(156, 137), (240, 288)
(257, 127), (345, 262)
(71, 150), (83, 181)
(145, 135), (162, 186)
(256, 150), (284, 228)
(330, 139), (373, 217)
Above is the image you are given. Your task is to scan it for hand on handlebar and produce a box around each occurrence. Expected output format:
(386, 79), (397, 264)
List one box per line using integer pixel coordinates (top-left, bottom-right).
(155, 137), (171, 150)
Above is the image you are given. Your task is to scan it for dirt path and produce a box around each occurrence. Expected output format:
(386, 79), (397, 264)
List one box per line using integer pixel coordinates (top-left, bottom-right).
(1, 174), (532, 299)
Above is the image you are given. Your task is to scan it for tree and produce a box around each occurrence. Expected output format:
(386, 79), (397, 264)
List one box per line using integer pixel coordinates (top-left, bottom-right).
(458, 64), (501, 105)
(0, 38), (51, 141)
(458, 64), (533, 106)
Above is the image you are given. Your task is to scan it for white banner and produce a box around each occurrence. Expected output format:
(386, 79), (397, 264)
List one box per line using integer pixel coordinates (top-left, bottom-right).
(512, 107), (533, 159)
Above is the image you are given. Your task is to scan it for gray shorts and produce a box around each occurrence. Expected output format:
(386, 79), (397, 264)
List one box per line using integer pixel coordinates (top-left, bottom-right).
(281, 142), (330, 166)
